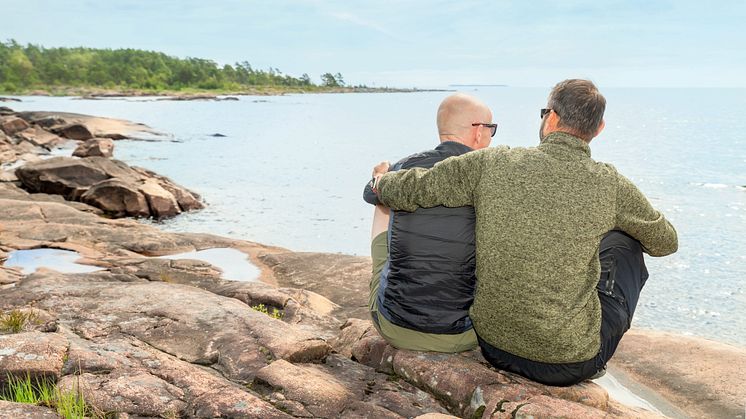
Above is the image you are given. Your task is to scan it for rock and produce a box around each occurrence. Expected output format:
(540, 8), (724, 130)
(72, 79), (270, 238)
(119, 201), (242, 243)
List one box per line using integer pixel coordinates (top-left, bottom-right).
(610, 329), (746, 419)
(30, 116), (65, 129)
(0, 332), (69, 386)
(72, 138), (114, 158)
(132, 166), (204, 212)
(0, 400), (60, 418)
(58, 371), (187, 418)
(16, 126), (66, 150)
(52, 123), (93, 140)
(260, 252), (372, 319)
(81, 178), (150, 218)
(137, 178), (181, 218)
(0, 116), (30, 136)
(15, 156), (202, 218)
(255, 359), (355, 417)
(210, 133), (227, 137)
(2, 272), (331, 381)
(15, 157), (109, 199)
(0, 106), (14, 116)
(0, 97), (21, 102)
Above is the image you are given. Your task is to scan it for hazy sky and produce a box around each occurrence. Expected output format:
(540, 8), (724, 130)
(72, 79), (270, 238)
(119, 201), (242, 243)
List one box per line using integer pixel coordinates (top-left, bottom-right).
(3, 0), (745, 87)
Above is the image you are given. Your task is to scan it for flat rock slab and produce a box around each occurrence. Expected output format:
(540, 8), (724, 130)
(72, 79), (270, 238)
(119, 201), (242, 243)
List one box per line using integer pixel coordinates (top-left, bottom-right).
(0, 332), (69, 385)
(611, 329), (746, 419)
(58, 371), (186, 418)
(0, 400), (60, 418)
(2, 271), (330, 383)
(260, 252), (371, 319)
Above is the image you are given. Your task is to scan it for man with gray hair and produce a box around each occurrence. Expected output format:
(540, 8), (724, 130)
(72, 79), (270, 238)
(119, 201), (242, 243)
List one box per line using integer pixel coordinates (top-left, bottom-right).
(370, 79), (678, 385)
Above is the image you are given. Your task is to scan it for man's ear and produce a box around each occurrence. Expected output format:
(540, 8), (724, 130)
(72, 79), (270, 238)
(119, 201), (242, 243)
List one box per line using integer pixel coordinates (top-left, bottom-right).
(473, 125), (483, 148)
(595, 119), (606, 138)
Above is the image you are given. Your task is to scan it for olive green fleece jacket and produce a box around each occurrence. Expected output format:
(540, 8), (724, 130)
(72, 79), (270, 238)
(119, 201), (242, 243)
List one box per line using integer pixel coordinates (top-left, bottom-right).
(376, 132), (678, 363)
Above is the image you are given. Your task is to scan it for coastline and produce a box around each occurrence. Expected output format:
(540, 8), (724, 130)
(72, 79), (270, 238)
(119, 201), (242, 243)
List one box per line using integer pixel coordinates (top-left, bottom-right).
(1, 109), (744, 418)
(1, 85), (451, 100)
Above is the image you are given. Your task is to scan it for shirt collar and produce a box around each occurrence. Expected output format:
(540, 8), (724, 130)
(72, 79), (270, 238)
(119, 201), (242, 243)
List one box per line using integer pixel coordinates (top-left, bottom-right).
(436, 140), (473, 155)
(539, 131), (591, 158)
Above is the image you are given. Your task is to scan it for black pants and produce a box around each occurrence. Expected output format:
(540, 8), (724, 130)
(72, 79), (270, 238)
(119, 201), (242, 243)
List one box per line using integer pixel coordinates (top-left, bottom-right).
(478, 231), (649, 386)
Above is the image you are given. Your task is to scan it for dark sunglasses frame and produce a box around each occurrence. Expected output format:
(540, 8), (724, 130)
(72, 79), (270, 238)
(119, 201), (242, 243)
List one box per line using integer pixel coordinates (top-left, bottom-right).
(471, 123), (498, 137)
(540, 108), (552, 119)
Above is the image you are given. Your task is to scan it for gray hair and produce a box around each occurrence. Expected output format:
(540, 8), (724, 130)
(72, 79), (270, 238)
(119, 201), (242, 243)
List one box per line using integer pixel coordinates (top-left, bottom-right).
(548, 79), (606, 140)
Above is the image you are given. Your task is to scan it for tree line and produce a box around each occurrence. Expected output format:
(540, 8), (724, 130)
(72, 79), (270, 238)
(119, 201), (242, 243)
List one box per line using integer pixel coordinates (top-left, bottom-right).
(0, 40), (347, 93)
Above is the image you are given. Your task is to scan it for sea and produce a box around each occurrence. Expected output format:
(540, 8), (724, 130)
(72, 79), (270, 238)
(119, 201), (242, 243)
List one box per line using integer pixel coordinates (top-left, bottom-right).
(7, 88), (746, 347)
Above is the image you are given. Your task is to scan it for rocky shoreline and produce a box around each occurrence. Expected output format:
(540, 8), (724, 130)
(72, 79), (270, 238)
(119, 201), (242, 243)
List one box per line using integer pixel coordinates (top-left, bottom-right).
(1, 109), (744, 418)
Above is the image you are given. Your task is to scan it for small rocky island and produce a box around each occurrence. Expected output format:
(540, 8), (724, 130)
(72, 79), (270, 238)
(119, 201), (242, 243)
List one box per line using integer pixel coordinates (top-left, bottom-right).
(0, 108), (744, 418)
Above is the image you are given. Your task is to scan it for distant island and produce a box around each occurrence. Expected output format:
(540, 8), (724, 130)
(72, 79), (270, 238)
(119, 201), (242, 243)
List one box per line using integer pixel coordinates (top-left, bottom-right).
(0, 40), (432, 96)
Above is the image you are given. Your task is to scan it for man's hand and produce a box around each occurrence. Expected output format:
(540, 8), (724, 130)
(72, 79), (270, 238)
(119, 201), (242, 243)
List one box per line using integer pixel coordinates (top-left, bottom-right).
(372, 161), (390, 177)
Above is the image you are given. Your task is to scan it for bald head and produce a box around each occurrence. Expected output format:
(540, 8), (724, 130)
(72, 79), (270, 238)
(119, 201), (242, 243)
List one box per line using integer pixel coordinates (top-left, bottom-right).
(436, 93), (493, 148)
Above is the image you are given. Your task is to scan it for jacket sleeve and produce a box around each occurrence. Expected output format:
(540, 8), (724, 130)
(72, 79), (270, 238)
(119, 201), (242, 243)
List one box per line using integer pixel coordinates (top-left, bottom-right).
(614, 174), (678, 256)
(376, 149), (488, 212)
(363, 177), (380, 205)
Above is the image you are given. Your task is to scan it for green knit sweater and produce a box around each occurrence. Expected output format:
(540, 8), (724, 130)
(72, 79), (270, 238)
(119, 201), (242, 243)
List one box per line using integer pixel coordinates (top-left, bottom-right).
(377, 132), (678, 363)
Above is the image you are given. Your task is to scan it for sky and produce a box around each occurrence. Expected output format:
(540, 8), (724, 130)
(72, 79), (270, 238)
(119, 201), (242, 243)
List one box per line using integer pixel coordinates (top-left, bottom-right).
(2, 0), (746, 88)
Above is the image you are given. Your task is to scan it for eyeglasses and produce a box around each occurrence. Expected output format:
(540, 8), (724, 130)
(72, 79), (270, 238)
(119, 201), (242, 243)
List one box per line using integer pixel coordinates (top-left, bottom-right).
(471, 123), (498, 137)
(540, 108), (552, 119)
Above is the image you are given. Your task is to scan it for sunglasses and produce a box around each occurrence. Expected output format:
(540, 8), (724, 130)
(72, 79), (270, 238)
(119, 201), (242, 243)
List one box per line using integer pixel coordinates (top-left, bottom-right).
(540, 108), (552, 119)
(471, 123), (498, 137)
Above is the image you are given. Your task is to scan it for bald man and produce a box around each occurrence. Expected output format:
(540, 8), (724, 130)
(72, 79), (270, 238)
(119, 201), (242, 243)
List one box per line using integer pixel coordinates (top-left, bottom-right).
(363, 93), (496, 352)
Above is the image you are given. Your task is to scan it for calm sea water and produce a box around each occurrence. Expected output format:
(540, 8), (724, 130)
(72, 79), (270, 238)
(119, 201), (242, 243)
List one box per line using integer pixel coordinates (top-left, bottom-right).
(9, 88), (746, 346)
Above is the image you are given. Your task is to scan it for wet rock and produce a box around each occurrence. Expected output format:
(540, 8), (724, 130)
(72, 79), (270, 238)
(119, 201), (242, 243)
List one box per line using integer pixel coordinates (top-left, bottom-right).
(58, 371), (187, 417)
(0, 116), (30, 136)
(0, 106), (15, 116)
(0, 332), (69, 386)
(0, 97), (21, 102)
(72, 138), (114, 158)
(0, 400), (60, 418)
(52, 123), (93, 141)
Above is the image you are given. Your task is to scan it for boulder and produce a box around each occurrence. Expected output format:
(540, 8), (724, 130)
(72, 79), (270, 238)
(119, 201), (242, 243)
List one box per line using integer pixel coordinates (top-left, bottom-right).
(0, 116), (30, 136)
(0, 97), (21, 102)
(80, 178), (150, 218)
(0, 106), (15, 116)
(72, 138), (114, 158)
(15, 156), (202, 218)
(137, 178), (181, 218)
(15, 157), (109, 200)
(53, 123), (93, 140)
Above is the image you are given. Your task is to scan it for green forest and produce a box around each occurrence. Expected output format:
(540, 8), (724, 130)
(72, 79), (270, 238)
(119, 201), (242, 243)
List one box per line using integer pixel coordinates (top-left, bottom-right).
(0, 40), (348, 94)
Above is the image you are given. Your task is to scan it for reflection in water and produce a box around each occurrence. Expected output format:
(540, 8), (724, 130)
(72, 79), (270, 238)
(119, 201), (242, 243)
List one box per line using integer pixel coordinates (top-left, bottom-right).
(4, 248), (102, 274)
(157, 248), (260, 282)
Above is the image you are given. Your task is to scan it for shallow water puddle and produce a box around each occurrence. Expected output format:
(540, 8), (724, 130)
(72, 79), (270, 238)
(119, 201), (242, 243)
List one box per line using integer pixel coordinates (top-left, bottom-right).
(3, 248), (102, 274)
(157, 248), (260, 282)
